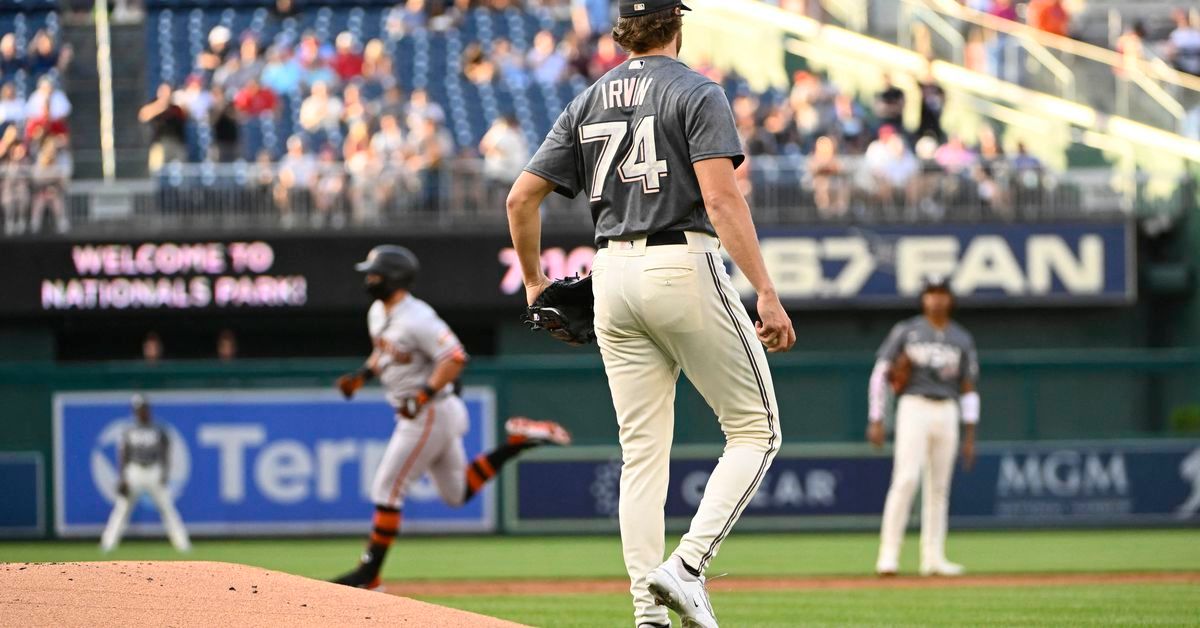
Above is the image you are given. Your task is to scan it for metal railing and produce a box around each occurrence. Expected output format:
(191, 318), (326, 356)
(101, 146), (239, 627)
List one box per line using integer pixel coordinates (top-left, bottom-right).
(1, 157), (1181, 237)
(896, 0), (1200, 137)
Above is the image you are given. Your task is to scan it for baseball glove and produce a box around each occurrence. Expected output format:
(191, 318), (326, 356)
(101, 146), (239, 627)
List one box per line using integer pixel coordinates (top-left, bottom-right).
(888, 352), (912, 394)
(524, 275), (596, 346)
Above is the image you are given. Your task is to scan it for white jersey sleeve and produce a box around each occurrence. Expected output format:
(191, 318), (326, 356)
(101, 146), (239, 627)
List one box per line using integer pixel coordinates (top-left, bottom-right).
(370, 296), (467, 408)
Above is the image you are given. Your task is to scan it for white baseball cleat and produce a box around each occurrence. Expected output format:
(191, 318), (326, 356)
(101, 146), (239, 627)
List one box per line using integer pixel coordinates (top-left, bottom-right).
(875, 557), (899, 577)
(505, 416), (572, 446)
(920, 560), (965, 577)
(645, 556), (718, 628)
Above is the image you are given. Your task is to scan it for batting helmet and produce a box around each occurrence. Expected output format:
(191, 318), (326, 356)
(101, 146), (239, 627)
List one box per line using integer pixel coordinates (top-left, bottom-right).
(356, 245), (419, 294)
(919, 273), (954, 309)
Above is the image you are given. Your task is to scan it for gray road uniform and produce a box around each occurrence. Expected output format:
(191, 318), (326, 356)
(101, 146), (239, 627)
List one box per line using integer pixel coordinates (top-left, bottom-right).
(869, 315), (979, 573)
(100, 423), (191, 552)
(525, 55), (780, 625)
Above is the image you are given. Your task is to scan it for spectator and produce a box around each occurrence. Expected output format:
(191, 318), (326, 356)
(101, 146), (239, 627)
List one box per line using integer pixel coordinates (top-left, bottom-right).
(175, 74), (213, 122)
(915, 70), (946, 143)
(830, 93), (869, 154)
(561, 30), (590, 80)
(0, 34), (21, 84)
(1116, 21), (1147, 75)
(528, 30), (568, 86)
(873, 74), (906, 135)
(493, 38), (529, 89)
(977, 126), (1006, 172)
(0, 84), (24, 134)
(1167, 9), (1200, 76)
(275, 135), (316, 228)
(209, 86), (240, 162)
(262, 46), (303, 97)
(234, 77), (278, 118)
(1026, 0), (1070, 38)
(27, 30), (69, 77)
(379, 85), (406, 121)
(341, 83), (371, 128)
(24, 98), (68, 144)
(29, 137), (69, 233)
(864, 125), (918, 207)
(987, 0), (1017, 21)
(371, 113), (406, 162)
(142, 331), (163, 363)
(225, 37), (265, 93)
(331, 32), (364, 82)
(360, 39), (396, 100)
(1011, 141), (1042, 172)
(1, 135), (29, 235)
(272, 0), (299, 19)
(807, 136), (849, 218)
(405, 87), (445, 130)
(198, 26), (234, 72)
(589, 34), (626, 79)
(913, 135), (946, 218)
(138, 83), (187, 173)
(217, 329), (238, 361)
(405, 116), (452, 210)
(345, 120), (381, 226)
(479, 114), (529, 205)
(312, 145), (346, 226)
(463, 43), (497, 85)
(298, 37), (337, 90)
(987, 0), (1019, 82)
(386, 0), (428, 39)
(934, 135), (977, 175)
(25, 77), (71, 122)
(299, 80), (342, 140)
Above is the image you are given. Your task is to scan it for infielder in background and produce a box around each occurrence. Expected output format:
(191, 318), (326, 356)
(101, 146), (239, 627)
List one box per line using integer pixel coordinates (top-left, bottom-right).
(507, 2), (795, 625)
(868, 276), (979, 576)
(332, 245), (572, 590)
(100, 394), (191, 553)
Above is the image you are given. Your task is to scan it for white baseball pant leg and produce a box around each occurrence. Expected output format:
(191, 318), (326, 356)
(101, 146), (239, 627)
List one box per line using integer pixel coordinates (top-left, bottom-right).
(100, 463), (191, 552)
(594, 232), (781, 626)
(877, 395), (958, 569)
(370, 395), (465, 509)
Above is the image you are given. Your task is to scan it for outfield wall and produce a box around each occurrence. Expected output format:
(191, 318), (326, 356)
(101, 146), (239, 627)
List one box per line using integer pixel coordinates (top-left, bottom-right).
(1, 352), (1198, 538)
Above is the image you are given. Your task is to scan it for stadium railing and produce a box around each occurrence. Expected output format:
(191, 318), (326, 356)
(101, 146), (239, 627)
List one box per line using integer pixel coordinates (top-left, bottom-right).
(0, 157), (1170, 236)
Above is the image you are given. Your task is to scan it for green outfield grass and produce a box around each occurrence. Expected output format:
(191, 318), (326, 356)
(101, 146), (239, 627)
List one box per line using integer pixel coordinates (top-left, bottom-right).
(420, 584), (1200, 627)
(3, 529), (1197, 580)
(3, 530), (1198, 626)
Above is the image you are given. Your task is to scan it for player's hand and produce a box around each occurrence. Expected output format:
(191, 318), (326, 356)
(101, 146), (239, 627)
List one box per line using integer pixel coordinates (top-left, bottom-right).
(337, 372), (366, 399)
(116, 480), (128, 497)
(960, 437), (977, 471)
(867, 421), (886, 448)
(398, 387), (434, 419)
(524, 275), (552, 306)
(755, 290), (795, 353)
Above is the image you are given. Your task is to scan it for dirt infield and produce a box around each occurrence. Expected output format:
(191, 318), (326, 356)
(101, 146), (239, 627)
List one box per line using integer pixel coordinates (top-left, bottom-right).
(383, 571), (1200, 597)
(0, 561), (525, 627)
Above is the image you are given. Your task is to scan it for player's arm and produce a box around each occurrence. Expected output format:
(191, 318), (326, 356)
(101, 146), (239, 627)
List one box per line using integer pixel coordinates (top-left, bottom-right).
(694, 157), (795, 353)
(507, 171), (557, 305)
(400, 326), (469, 419)
(959, 338), (980, 470)
(160, 430), (170, 486)
(867, 322), (907, 447)
(337, 348), (380, 400)
(116, 435), (129, 497)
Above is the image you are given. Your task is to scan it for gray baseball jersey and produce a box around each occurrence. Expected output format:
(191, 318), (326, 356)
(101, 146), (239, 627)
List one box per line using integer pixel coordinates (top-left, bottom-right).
(368, 295), (467, 409)
(877, 316), (978, 399)
(524, 55), (744, 244)
(122, 424), (168, 466)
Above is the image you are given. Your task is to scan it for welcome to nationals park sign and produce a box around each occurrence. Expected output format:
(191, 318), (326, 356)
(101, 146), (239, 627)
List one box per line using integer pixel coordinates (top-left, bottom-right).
(0, 222), (1133, 316)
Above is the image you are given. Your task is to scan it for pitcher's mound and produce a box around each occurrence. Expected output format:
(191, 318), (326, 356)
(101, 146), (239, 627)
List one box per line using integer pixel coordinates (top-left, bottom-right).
(1, 561), (526, 628)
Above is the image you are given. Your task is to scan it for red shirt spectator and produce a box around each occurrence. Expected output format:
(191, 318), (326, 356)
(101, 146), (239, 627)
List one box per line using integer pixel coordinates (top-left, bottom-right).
(331, 32), (364, 82)
(25, 115), (68, 142)
(234, 80), (278, 116)
(1027, 0), (1070, 38)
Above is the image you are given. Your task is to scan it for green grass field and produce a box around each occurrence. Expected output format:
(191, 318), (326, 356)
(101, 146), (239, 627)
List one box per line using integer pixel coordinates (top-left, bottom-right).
(3, 530), (1198, 626)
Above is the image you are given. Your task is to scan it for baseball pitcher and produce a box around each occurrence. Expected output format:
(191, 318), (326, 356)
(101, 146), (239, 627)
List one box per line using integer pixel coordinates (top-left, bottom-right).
(331, 245), (572, 590)
(99, 394), (191, 553)
(507, 2), (795, 626)
(868, 276), (979, 576)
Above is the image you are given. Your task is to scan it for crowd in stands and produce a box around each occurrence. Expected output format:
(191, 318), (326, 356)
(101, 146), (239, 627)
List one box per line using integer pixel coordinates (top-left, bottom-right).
(139, 0), (632, 227)
(0, 28), (72, 235)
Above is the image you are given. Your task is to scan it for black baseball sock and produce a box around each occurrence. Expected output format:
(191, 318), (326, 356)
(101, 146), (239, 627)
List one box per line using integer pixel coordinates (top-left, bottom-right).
(462, 440), (539, 503)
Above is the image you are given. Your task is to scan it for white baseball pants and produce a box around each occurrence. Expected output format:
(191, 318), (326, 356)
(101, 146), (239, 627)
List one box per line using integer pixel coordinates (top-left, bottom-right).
(592, 232), (781, 627)
(100, 462), (191, 552)
(877, 395), (959, 570)
(369, 395), (470, 509)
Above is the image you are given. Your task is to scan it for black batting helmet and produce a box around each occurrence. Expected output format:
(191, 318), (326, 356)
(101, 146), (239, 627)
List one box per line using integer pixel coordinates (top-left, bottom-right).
(356, 245), (419, 292)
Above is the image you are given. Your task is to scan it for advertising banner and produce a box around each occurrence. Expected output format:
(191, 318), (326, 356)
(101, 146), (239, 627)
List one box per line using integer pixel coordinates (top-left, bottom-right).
(0, 452), (45, 537)
(53, 388), (496, 537)
(506, 440), (1200, 532)
(0, 222), (1131, 316)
